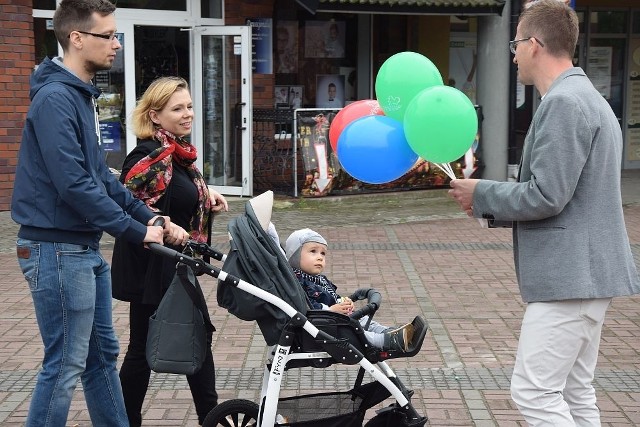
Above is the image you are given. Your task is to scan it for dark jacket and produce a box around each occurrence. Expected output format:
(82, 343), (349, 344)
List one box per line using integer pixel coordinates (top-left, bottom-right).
(11, 58), (153, 248)
(294, 271), (340, 309)
(111, 139), (196, 305)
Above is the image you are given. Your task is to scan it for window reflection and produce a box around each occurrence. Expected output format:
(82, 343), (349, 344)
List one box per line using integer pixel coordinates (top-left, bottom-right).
(111, 0), (186, 11)
(34, 18), (58, 64)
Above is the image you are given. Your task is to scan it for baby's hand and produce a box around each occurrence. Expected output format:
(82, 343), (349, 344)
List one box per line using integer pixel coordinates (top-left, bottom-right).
(338, 297), (354, 314)
(330, 299), (353, 315)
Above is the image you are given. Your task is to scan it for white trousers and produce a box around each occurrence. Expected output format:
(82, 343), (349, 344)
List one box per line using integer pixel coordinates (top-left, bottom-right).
(511, 298), (611, 427)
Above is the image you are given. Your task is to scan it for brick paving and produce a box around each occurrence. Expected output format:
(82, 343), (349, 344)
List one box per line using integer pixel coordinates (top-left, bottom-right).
(0, 170), (639, 426)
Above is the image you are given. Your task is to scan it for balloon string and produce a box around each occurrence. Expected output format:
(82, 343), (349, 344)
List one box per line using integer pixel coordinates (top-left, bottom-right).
(444, 163), (456, 179)
(445, 163), (456, 179)
(433, 162), (457, 181)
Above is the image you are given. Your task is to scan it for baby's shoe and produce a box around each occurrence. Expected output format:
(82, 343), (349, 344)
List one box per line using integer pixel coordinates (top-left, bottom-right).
(382, 322), (415, 352)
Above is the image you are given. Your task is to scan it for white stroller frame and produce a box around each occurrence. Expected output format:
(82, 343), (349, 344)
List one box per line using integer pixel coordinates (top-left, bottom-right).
(150, 191), (428, 427)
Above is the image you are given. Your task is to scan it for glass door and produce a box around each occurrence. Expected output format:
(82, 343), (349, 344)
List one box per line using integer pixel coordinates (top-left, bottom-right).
(97, 32), (127, 172)
(194, 26), (253, 196)
(102, 24), (191, 172)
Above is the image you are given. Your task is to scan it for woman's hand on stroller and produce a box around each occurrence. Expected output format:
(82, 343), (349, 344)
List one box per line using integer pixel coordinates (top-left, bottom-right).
(163, 222), (190, 246)
(145, 216), (188, 247)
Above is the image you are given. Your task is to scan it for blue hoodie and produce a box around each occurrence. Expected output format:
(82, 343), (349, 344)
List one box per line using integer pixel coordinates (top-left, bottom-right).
(11, 58), (154, 249)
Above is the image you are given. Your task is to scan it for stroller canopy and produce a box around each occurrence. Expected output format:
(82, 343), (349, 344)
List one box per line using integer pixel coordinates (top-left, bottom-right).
(217, 191), (309, 345)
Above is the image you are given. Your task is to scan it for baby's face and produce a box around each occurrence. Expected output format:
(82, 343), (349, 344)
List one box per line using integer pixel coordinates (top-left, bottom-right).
(299, 242), (327, 275)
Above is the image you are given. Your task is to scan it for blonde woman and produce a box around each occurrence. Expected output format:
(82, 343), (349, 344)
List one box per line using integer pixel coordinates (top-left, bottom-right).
(111, 76), (227, 426)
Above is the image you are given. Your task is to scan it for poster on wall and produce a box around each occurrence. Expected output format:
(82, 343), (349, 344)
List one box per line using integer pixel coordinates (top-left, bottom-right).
(248, 18), (272, 74)
(100, 122), (121, 152)
(289, 86), (304, 109)
(315, 74), (345, 108)
(275, 85), (289, 108)
(275, 21), (298, 74)
(589, 46), (612, 99)
(339, 66), (357, 103)
(98, 92), (123, 152)
(626, 38), (640, 162)
(296, 110), (338, 196)
(304, 21), (345, 58)
(449, 34), (477, 103)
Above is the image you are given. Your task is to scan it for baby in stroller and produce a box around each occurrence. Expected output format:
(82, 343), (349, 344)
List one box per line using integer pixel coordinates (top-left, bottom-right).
(285, 228), (417, 353)
(204, 191), (429, 426)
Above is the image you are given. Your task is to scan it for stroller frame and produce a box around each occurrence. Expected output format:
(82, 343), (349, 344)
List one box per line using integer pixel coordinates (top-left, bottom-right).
(149, 191), (428, 427)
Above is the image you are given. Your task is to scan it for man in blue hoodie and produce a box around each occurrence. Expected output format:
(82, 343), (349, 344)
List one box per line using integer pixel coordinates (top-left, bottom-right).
(11, 1), (188, 425)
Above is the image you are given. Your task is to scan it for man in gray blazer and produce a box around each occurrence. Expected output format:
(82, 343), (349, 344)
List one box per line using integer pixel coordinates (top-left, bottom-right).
(449, 1), (640, 425)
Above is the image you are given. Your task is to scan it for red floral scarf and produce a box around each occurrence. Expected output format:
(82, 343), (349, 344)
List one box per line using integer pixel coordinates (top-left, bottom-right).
(124, 128), (212, 242)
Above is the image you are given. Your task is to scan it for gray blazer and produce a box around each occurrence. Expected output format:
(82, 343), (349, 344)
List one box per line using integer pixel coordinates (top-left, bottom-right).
(473, 67), (640, 302)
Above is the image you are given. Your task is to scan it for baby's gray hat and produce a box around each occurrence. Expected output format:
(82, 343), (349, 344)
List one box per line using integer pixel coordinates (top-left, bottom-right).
(285, 228), (328, 269)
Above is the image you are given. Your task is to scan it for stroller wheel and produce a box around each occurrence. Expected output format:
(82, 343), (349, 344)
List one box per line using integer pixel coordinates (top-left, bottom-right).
(364, 404), (428, 427)
(202, 399), (259, 427)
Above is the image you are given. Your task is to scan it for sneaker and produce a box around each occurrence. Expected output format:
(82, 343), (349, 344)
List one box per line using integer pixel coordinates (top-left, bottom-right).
(382, 322), (415, 352)
(383, 322), (411, 333)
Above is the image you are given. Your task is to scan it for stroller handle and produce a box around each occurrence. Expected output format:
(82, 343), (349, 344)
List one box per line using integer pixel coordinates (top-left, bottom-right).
(149, 217), (226, 262)
(146, 242), (221, 277)
(348, 288), (381, 320)
(147, 242), (181, 259)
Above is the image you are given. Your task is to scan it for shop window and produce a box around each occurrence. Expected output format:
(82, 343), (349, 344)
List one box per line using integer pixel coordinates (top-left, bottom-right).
(34, 18), (58, 64)
(134, 26), (190, 97)
(202, 0), (223, 19)
(33, 0), (56, 9)
(97, 33), (127, 171)
(633, 11), (640, 34)
(274, 0), (358, 108)
(587, 38), (626, 119)
(576, 11), (586, 34)
(373, 15), (408, 70)
(32, 0), (221, 13)
(114, 0), (186, 11)
(450, 16), (477, 33)
(589, 11), (627, 34)
(274, 13), (358, 108)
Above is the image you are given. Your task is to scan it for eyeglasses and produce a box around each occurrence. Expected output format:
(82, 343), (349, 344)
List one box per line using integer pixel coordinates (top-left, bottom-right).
(68, 30), (118, 41)
(509, 37), (545, 54)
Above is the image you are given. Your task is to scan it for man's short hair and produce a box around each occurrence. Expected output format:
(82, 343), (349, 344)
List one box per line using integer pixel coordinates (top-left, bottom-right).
(54, 0), (116, 51)
(519, 0), (578, 59)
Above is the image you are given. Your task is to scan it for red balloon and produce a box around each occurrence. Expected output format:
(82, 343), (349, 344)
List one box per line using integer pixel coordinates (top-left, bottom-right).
(329, 99), (385, 152)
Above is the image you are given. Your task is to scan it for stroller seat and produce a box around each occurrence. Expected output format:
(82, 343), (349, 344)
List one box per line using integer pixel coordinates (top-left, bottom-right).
(285, 311), (429, 370)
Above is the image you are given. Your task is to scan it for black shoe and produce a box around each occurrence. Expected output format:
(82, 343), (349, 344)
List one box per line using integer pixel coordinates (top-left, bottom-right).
(382, 322), (415, 352)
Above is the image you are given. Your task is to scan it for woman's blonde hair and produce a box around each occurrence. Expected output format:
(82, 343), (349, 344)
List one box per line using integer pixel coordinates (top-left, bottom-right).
(130, 77), (190, 139)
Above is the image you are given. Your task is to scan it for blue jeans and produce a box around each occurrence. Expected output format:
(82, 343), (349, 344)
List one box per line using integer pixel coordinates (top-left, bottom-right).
(17, 239), (129, 427)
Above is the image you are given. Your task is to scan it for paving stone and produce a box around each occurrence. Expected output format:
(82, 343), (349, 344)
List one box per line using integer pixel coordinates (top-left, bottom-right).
(0, 171), (639, 425)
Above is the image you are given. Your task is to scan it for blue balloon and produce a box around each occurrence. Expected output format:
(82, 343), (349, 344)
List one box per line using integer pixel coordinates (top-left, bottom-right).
(336, 115), (418, 184)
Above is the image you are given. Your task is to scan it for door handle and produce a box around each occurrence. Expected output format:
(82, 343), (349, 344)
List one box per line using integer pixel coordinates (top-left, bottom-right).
(234, 102), (247, 130)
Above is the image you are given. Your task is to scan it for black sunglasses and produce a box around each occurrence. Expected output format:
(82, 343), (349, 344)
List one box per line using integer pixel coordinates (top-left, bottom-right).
(509, 37), (545, 54)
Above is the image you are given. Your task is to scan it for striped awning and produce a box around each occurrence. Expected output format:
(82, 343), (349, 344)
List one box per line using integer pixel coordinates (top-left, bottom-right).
(296, 0), (506, 15)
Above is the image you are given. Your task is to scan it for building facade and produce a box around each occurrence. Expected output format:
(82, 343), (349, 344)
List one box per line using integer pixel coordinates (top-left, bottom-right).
(0, 0), (638, 210)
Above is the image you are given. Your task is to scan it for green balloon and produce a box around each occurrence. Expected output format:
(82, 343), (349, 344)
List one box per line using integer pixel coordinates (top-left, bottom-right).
(375, 51), (443, 122)
(403, 86), (478, 163)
